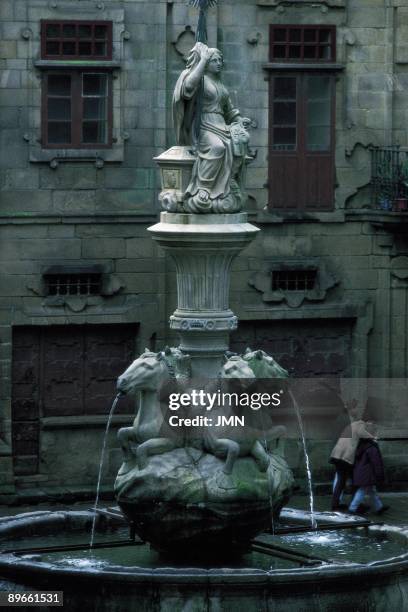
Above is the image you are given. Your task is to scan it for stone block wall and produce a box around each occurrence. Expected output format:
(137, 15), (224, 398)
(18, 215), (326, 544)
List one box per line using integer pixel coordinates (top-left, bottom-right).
(1, 0), (408, 498)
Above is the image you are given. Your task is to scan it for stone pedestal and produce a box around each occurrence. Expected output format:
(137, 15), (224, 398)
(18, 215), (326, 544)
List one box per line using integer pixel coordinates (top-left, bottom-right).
(154, 146), (195, 212)
(148, 212), (259, 376)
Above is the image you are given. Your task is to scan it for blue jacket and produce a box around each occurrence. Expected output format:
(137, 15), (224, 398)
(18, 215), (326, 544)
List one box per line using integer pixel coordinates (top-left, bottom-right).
(353, 439), (385, 487)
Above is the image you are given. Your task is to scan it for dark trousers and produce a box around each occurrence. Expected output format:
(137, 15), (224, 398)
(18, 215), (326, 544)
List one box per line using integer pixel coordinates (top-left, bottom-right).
(331, 462), (352, 510)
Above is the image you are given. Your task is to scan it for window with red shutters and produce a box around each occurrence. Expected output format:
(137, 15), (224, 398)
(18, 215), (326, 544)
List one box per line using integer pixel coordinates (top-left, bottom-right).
(40, 21), (113, 150)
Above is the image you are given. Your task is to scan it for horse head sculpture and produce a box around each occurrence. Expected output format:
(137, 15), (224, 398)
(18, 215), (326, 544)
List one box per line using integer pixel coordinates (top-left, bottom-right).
(161, 346), (192, 382)
(221, 354), (255, 379)
(220, 354), (255, 393)
(117, 349), (171, 395)
(243, 348), (289, 379)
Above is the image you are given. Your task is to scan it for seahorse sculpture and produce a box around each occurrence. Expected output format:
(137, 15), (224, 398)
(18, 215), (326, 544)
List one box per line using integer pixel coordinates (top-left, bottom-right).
(116, 348), (191, 469)
(200, 355), (272, 474)
(243, 348), (289, 456)
(116, 345), (288, 475)
(202, 352), (289, 474)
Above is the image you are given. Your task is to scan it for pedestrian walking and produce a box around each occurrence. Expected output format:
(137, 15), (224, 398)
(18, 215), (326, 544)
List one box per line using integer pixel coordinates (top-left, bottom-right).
(348, 437), (389, 515)
(329, 405), (375, 512)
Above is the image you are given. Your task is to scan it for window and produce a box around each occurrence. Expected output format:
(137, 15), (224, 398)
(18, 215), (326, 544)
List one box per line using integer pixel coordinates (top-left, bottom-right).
(268, 25), (337, 211)
(42, 71), (112, 148)
(271, 74), (332, 153)
(270, 26), (335, 63)
(271, 76), (297, 152)
(43, 266), (103, 296)
(370, 146), (408, 211)
(41, 21), (112, 60)
(40, 21), (113, 150)
(44, 271), (102, 297)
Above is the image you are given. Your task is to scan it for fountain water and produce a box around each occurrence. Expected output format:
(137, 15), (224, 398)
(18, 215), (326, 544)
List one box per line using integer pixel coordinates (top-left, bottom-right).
(2, 508), (408, 610)
(290, 390), (317, 529)
(90, 393), (122, 548)
(259, 409), (276, 535)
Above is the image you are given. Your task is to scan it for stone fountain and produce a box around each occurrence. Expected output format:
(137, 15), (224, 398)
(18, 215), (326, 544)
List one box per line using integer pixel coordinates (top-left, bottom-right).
(114, 39), (294, 555)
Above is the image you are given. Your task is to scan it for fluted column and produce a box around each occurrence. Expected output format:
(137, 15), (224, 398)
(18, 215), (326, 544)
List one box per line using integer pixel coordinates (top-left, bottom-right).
(148, 212), (259, 376)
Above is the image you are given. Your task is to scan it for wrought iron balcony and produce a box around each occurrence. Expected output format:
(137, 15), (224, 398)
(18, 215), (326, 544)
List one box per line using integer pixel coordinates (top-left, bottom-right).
(370, 146), (408, 213)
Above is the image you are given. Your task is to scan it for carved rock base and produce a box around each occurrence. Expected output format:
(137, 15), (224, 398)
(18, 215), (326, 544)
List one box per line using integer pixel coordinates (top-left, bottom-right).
(114, 447), (294, 555)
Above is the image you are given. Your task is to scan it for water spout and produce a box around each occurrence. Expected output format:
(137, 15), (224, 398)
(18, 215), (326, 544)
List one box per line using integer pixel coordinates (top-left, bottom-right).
(259, 409), (275, 535)
(90, 393), (122, 548)
(289, 390), (317, 529)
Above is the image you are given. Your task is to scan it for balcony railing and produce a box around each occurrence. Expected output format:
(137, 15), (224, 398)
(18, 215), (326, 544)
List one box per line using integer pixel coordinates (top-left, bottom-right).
(370, 146), (408, 212)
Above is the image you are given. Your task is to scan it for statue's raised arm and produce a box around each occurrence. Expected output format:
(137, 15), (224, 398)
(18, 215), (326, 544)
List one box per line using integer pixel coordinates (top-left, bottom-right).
(171, 43), (252, 214)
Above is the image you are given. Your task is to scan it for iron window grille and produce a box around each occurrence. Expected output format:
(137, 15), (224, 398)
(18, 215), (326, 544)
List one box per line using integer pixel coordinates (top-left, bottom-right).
(44, 269), (102, 297)
(272, 269), (317, 292)
(370, 146), (408, 211)
(41, 21), (112, 60)
(270, 25), (336, 63)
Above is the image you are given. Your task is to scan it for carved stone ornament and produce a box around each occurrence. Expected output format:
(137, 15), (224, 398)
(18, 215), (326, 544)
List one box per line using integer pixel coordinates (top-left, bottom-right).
(249, 259), (339, 308)
(27, 273), (125, 313)
(391, 256), (408, 281)
(247, 31), (261, 46)
(173, 26), (196, 61)
(170, 314), (238, 331)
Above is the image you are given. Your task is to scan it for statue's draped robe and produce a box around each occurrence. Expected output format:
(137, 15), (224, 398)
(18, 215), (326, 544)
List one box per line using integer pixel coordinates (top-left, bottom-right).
(173, 72), (240, 201)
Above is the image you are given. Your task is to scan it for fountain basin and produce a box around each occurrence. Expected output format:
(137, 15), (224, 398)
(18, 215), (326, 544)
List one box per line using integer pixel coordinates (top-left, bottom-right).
(1, 510), (408, 612)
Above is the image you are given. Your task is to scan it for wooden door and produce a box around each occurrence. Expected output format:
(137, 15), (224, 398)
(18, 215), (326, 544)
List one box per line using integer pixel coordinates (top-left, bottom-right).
(230, 319), (352, 377)
(268, 73), (335, 211)
(11, 324), (138, 476)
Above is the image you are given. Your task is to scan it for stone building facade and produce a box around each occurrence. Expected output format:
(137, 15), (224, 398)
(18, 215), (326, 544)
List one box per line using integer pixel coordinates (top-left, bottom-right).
(1, 0), (408, 502)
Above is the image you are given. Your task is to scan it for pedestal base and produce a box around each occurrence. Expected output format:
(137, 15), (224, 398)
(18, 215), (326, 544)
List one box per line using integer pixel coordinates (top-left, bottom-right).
(148, 212), (259, 374)
(115, 447), (294, 555)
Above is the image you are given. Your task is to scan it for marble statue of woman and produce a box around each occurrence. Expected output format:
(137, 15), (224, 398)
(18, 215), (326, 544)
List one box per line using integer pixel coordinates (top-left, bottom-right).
(173, 42), (251, 213)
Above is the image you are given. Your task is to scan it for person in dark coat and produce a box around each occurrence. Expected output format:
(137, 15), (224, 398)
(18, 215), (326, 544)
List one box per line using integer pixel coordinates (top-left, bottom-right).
(348, 438), (388, 514)
(329, 401), (374, 512)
